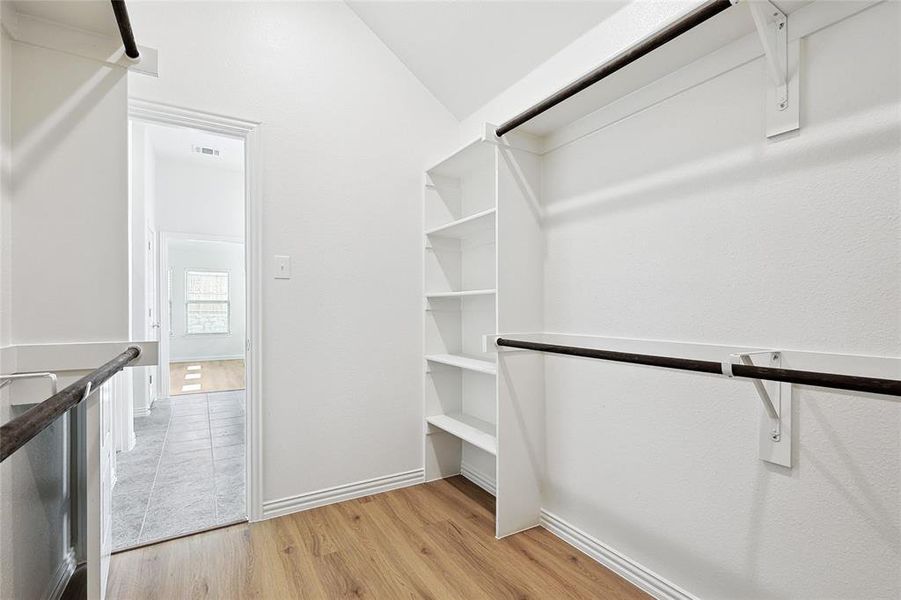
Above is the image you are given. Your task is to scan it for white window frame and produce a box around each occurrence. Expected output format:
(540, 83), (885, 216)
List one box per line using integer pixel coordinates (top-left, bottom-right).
(184, 269), (231, 335)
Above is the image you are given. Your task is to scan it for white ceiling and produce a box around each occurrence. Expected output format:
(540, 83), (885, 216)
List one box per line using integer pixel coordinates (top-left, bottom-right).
(347, 0), (628, 119)
(144, 123), (245, 172)
(11, 0), (120, 36)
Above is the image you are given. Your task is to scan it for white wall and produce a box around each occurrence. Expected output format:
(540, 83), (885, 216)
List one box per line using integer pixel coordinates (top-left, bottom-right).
(525, 3), (899, 598)
(154, 157), (244, 239)
(9, 44), (129, 344)
(0, 16), (10, 351)
(0, 17), (130, 599)
(167, 238), (245, 362)
(127, 1), (458, 505)
(129, 120), (157, 416)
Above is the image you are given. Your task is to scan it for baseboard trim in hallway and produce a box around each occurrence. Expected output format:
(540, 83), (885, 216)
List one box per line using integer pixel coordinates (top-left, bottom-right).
(540, 509), (698, 600)
(261, 468), (424, 519)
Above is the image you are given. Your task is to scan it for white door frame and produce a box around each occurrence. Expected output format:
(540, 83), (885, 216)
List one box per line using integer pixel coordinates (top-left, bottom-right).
(146, 225), (159, 408)
(158, 231), (244, 397)
(129, 98), (264, 521)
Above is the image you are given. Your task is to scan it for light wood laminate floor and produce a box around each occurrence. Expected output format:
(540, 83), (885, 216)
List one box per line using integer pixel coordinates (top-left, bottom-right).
(109, 476), (649, 599)
(170, 359), (245, 396)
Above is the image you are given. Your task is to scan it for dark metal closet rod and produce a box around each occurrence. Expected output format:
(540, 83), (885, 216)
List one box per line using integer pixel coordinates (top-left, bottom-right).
(495, 338), (901, 397)
(494, 0), (734, 137)
(110, 0), (140, 60)
(0, 346), (141, 463)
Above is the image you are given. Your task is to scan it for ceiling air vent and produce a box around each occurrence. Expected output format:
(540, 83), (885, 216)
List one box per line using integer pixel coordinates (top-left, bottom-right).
(192, 145), (221, 157)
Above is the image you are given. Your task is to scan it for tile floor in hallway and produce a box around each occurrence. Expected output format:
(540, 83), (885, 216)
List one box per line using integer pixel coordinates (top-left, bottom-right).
(111, 390), (246, 550)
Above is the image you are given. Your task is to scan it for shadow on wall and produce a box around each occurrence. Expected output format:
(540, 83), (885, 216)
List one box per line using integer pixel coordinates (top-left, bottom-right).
(545, 380), (901, 598)
(548, 487), (785, 599)
(11, 52), (123, 190)
(540, 102), (900, 228)
(801, 397), (900, 547)
(498, 355), (544, 484)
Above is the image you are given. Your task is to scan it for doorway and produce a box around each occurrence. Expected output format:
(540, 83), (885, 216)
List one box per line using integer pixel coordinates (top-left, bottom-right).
(114, 116), (251, 550)
(161, 234), (246, 398)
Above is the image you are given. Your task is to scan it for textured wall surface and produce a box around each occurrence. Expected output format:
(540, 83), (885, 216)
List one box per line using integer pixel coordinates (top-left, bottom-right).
(128, 1), (458, 505)
(9, 44), (129, 344)
(1, 28), (129, 600)
(539, 3), (900, 598)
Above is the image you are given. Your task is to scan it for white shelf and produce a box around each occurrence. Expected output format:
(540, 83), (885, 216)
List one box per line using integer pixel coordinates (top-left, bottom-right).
(425, 289), (496, 299)
(426, 413), (497, 455)
(425, 208), (496, 240)
(426, 139), (494, 178)
(425, 353), (496, 375)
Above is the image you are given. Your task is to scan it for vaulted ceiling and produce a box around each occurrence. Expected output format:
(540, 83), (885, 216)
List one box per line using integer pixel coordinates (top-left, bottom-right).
(346, 1), (628, 119)
(12, 0), (629, 121)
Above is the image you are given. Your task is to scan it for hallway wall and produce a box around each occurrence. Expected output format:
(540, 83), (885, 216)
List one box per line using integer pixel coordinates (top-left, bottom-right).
(127, 1), (458, 508)
(154, 157), (244, 239)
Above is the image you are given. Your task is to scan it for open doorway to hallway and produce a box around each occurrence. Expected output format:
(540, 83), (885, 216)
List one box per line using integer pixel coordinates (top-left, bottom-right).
(113, 119), (247, 551)
(163, 235), (246, 398)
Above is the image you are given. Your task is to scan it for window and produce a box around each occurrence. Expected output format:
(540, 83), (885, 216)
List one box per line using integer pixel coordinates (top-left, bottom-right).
(185, 270), (230, 334)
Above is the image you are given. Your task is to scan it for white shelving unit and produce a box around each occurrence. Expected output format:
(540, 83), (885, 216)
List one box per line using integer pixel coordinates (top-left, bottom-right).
(425, 353), (497, 375)
(425, 289), (495, 300)
(426, 413), (497, 455)
(425, 208), (496, 239)
(423, 129), (544, 538)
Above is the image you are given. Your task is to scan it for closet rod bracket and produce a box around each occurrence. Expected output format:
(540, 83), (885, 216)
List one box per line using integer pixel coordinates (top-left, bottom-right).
(748, 1), (787, 110)
(722, 349), (793, 468)
(746, 0), (800, 137)
(722, 351), (780, 438)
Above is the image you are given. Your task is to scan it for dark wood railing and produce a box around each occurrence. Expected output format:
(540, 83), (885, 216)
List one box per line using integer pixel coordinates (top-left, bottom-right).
(0, 347), (141, 462)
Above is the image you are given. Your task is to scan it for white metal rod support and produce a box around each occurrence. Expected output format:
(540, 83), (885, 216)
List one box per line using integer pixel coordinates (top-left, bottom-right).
(723, 351), (781, 439)
(748, 0), (788, 110)
(0, 372), (58, 395)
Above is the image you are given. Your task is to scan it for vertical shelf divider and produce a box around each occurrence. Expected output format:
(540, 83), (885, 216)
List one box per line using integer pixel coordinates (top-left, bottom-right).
(494, 131), (545, 538)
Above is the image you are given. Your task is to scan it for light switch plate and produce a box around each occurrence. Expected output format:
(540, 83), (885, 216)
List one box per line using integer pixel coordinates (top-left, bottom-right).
(274, 255), (291, 279)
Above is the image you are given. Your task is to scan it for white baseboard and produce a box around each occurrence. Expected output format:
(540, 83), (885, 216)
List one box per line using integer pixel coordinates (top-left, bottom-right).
(540, 510), (698, 600)
(461, 463), (496, 496)
(170, 354), (244, 363)
(134, 395), (159, 417)
(43, 548), (75, 600)
(262, 469), (424, 520)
